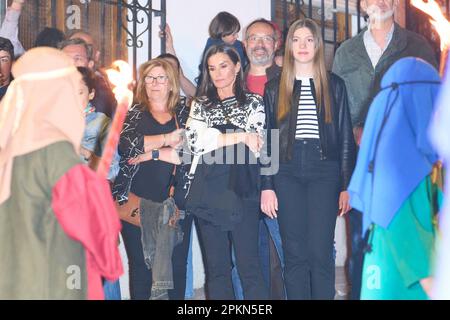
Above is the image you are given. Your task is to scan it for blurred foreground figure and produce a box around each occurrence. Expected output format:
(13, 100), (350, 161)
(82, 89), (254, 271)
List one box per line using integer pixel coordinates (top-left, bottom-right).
(430, 56), (450, 300)
(0, 47), (123, 299)
(348, 57), (442, 300)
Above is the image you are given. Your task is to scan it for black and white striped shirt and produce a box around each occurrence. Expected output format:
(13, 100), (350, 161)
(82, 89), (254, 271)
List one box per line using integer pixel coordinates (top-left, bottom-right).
(295, 77), (320, 139)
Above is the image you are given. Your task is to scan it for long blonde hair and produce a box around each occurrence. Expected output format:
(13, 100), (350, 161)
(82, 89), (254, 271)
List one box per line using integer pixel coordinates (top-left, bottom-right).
(277, 18), (332, 124)
(136, 58), (180, 114)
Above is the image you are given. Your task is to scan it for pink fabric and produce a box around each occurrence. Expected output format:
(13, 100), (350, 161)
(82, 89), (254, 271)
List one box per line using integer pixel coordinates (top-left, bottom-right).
(52, 164), (123, 300)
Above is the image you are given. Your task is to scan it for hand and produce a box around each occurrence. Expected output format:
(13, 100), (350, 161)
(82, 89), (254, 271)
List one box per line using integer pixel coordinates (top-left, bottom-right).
(338, 191), (351, 216)
(11, 0), (25, 10)
(160, 147), (182, 164)
(159, 24), (175, 55)
(353, 126), (363, 146)
(261, 190), (278, 219)
(128, 147), (181, 165)
(420, 277), (433, 298)
(243, 132), (264, 155)
(80, 147), (93, 162)
(165, 128), (185, 148)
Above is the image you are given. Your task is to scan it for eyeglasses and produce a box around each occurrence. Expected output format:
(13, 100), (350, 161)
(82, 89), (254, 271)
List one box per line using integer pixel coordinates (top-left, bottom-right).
(144, 75), (169, 84)
(247, 35), (275, 44)
(0, 56), (11, 64)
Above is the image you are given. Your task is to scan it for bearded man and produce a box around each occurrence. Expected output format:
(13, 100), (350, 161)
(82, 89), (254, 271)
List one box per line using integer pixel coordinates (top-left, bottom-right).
(332, 0), (437, 300)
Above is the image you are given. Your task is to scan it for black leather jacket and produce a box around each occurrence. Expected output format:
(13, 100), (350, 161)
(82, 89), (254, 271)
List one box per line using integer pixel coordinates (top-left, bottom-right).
(261, 73), (356, 192)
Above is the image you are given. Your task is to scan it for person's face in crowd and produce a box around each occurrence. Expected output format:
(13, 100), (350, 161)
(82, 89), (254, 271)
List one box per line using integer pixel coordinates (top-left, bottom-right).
(0, 50), (12, 87)
(222, 32), (239, 45)
(78, 80), (95, 108)
(63, 44), (94, 69)
(362, 0), (397, 22)
(144, 66), (171, 103)
(274, 54), (283, 67)
(70, 32), (101, 66)
(244, 22), (276, 66)
(292, 27), (316, 66)
(207, 52), (240, 92)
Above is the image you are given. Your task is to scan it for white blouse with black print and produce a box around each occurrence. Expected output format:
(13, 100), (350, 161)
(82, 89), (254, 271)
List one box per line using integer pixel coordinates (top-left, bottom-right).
(186, 93), (266, 156)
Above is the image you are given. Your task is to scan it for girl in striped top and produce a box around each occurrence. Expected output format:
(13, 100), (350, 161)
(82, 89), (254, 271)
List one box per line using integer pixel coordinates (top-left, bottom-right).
(295, 77), (320, 139)
(261, 18), (356, 300)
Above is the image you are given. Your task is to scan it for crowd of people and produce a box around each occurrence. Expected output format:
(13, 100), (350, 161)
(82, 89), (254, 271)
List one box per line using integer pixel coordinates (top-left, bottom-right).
(0, 0), (448, 300)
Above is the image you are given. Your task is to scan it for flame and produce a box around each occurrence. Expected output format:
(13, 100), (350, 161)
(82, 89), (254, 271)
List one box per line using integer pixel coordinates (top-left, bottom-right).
(411, 0), (450, 50)
(106, 60), (133, 107)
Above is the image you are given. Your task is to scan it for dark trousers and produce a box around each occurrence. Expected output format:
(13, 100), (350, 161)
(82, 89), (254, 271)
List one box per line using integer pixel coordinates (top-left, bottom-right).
(121, 213), (194, 300)
(259, 218), (285, 299)
(348, 209), (365, 300)
(196, 199), (269, 300)
(275, 139), (340, 300)
(168, 214), (194, 300)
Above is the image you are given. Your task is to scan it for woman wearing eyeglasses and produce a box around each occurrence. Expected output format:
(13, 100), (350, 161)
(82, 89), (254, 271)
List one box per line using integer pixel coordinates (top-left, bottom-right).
(112, 58), (191, 300)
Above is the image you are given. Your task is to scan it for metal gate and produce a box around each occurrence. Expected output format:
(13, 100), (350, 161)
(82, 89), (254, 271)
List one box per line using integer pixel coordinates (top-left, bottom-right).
(272, 0), (450, 59)
(1, 0), (167, 77)
(272, 0), (364, 49)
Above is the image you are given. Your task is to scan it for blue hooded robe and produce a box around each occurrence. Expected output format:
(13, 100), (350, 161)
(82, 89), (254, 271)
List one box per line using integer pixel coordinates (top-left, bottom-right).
(348, 57), (441, 233)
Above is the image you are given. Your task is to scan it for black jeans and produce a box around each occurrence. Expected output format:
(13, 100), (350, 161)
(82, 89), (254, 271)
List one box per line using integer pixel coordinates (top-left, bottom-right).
(168, 214), (195, 300)
(196, 198), (269, 300)
(274, 139), (340, 300)
(121, 213), (194, 300)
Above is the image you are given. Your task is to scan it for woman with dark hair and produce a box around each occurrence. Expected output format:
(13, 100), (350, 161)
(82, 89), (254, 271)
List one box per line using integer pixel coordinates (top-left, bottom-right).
(185, 43), (268, 299)
(262, 18), (356, 299)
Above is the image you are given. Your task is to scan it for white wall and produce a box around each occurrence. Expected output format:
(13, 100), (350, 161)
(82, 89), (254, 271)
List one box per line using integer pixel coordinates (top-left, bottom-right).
(128, 0), (271, 83)
(166, 0), (270, 84)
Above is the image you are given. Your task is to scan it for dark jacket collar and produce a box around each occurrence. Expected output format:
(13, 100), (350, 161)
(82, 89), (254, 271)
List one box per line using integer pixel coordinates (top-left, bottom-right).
(243, 62), (282, 88)
(347, 23), (407, 68)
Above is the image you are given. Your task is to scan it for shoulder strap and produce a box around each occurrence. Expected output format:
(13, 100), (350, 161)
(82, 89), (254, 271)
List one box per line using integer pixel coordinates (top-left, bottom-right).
(168, 114), (180, 198)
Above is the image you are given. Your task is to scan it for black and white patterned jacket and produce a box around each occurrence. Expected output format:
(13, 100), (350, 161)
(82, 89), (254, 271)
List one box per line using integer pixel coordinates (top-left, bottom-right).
(186, 93), (265, 156)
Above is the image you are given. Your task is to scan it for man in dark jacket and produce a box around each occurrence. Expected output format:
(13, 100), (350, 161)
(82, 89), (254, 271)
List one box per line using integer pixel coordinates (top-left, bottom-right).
(332, 0), (438, 300)
(242, 18), (284, 300)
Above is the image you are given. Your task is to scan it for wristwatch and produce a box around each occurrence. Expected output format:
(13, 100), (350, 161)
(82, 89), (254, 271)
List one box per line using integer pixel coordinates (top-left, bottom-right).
(152, 149), (160, 161)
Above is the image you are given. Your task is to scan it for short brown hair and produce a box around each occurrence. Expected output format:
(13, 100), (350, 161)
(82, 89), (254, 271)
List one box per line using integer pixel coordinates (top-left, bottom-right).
(136, 58), (180, 114)
(209, 12), (240, 39)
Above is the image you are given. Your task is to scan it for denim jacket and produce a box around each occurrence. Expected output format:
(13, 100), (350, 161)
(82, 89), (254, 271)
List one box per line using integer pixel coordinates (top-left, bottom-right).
(81, 111), (120, 181)
(139, 197), (184, 299)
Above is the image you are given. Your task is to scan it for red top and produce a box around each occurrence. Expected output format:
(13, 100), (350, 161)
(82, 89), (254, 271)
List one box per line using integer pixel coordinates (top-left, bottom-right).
(52, 164), (123, 300)
(246, 74), (268, 96)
